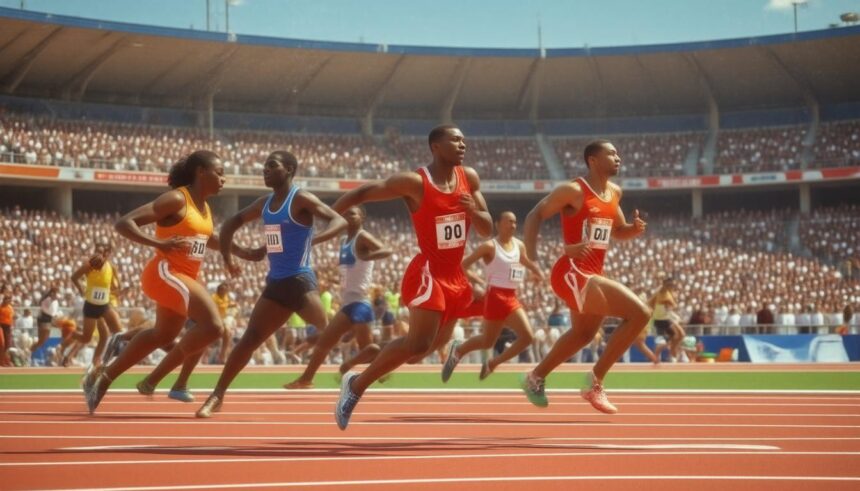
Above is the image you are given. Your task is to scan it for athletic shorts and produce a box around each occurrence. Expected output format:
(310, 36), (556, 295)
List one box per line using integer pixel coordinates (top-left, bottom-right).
(262, 272), (318, 312)
(83, 301), (109, 319)
(142, 258), (193, 316)
(37, 313), (52, 325)
(654, 320), (674, 339)
(550, 256), (597, 314)
(483, 286), (522, 321)
(401, 254), (475, 323)
(341, 301), (375, 324)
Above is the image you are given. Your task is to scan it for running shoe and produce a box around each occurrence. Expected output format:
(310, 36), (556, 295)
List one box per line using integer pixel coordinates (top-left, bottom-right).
(479, 360), (494, 381)
(136, 378), (155, 397)
(440, 340), (460, 383)
(284, 379), (314, 390)
(102, 332), (122, 365)
(520, 371), (548, 408)
(83, 365), (107, 414)
(195, 394), (223, 418)
(335, 372), (361, 430)
(580, 371), (618, 414)
(168, 388), (195, 403)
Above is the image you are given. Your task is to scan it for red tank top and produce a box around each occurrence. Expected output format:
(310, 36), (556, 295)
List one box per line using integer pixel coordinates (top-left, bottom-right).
(561, 177), (620, 275)
(411, 166), (472, 275)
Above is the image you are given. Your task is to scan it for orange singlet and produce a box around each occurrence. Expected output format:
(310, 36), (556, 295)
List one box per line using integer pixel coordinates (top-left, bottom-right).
(140, 187), (213, 316)
(550, 177), (620, 313)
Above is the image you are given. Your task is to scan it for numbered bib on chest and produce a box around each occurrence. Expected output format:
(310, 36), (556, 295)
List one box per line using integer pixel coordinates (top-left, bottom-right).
(435, 213), (466, 250)
(509, 264), (526, 284)
(188, 235), (208, 260)
(587, 218), (613, 250)
(89, 287), (110, 305)
(265, 224), (283, 253)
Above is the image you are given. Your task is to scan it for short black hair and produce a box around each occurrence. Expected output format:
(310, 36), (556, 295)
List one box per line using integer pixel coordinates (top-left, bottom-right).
(168, 150), (220, 188)
(495, 210), (516, 222)
(583, 140), (612, 168)
(268, 150), (299, 173)
(428, 124), (460, 148)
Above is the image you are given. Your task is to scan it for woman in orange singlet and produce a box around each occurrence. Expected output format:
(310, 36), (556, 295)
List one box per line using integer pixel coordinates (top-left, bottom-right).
(83, 150), (263, 414)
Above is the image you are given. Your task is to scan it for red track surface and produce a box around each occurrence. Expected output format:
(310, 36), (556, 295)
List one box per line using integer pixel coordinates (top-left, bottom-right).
(1, 391), (859, 490)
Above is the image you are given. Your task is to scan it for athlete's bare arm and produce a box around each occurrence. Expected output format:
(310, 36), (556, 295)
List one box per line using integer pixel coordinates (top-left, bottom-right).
(333, 172), (424, 214)
(610, 186), (647, 241)
(461, 240), (494, 270)
(70, 262), (91, 296)
(523, 181), (585, 259)
(206, 234), (266, 262)
(356, 231), (394, 262)
(517, 240), (545, 281)
(462, 167), (492, 238)
(219, 196), (267, 277)
(290, 191), (347, 246)
(115, 190), (192, 252)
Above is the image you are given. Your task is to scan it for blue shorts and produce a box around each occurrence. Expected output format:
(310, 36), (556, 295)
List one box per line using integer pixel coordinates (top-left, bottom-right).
(341, 301), (375, 324)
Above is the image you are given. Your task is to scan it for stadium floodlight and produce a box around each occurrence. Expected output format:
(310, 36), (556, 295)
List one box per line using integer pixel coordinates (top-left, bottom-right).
(791, 0), (808, 33)
(841, 12), (860, 25)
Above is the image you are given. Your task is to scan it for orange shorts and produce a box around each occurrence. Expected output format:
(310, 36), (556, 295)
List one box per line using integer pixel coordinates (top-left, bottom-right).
(401, 254), (475, 323)
(142, 258), (192, 316)
(550, 256), (597, 314)
(483, 286), (522, 321)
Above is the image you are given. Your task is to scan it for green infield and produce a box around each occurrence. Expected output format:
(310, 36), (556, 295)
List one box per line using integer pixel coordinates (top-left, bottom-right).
(1, 370), (859, 391)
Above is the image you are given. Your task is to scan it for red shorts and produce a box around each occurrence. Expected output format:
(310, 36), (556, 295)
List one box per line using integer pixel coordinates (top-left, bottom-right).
(401, 254), (475, 323)
(141, 258), (192, 316)
(483, 286), (522, 321)
(550, 257), (597, 314)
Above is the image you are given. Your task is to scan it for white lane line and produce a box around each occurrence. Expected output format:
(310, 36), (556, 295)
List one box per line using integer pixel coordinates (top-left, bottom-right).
(2, 451), (856, 468)
(2, 388), (859, 395)
(1, 410), (856, 418)
(2, 435), (858, 442)
(2, 400), (858, 407)
(2, 419), (859, 428)
(27, 475), (860, 491)
(57, 443), (780, 452)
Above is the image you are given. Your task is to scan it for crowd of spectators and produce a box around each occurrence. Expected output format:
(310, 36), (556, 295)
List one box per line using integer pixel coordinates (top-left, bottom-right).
(553, 133), (704, 177)
(814, 121), (860, 168)
(3, 114), (859, 181)
(714, 126), (807, 174)
(1, 205), (857, 341)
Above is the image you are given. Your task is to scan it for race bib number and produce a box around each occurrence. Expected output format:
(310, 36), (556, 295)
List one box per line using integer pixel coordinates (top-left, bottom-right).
(89, 287), (110, 305)
(265, 224), (283, 253)
(587, 218), (613, 250)
(188, 235), (208, 260)
(509, 264), (526, 284)
(435, 213), (466, 250)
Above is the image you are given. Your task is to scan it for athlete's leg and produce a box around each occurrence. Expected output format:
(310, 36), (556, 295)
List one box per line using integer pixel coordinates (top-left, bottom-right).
(488, 308), (533, 371)
(29, 322), (51, 354)
(290, 310), (352, 385)
(141, 277), (224, 388)
(340, 323), (379, 374)
(209, 297), (294, 399)
(455, 319), (504, 360)
(582, 276), (652, 381)
(633, 330), (659, 364)
(350, 307), (441, 396)
(533, 313), (605, 378)
(102, 306), (186, 382)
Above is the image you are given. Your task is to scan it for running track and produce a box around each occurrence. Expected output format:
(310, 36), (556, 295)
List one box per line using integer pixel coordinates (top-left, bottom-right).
(2, 389), (860, 490)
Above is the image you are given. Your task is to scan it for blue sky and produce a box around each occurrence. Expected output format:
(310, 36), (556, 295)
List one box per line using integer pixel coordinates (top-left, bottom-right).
(1, 0), (858, 48)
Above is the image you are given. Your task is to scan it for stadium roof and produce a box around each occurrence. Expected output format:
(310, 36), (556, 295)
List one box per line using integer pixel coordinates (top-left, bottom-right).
(1, 7), (859, 120)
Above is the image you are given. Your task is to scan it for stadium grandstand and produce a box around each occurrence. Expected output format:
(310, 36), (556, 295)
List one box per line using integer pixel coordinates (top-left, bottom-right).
(1, 7), (858, 351)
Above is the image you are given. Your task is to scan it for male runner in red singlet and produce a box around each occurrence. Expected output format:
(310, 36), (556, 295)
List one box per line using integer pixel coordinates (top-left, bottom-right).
(331, 125), (492, 429)
(521, 140), (651, 414)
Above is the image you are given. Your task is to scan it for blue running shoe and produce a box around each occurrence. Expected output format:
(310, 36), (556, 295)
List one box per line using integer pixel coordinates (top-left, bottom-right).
(335, 372), (360, 430)
(168, 388), (195, 403)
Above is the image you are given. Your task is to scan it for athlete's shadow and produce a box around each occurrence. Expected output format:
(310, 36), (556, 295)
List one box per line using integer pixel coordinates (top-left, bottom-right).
(0, 411), (190, 421)
(371, 416), (610, 425)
